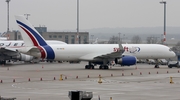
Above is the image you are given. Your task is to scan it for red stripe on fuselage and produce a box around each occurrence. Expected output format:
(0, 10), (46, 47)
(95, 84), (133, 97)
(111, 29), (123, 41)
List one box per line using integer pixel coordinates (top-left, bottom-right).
(20, 26), (38, 46)
(37, 46), (46, 59)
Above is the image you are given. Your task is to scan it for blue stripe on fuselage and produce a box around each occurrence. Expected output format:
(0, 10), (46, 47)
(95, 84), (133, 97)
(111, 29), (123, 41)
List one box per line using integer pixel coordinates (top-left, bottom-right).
(43, 45), (55, 59)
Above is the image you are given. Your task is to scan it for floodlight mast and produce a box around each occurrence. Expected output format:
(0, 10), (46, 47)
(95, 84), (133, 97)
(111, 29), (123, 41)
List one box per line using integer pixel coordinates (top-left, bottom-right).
(160, 1), (166, 44)
(24, 14), (31, 20)
(6, 0), (11, 32)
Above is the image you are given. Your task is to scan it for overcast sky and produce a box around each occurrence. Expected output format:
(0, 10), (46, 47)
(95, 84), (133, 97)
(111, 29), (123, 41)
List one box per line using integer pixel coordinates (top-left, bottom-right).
(0, 0), (180, 33)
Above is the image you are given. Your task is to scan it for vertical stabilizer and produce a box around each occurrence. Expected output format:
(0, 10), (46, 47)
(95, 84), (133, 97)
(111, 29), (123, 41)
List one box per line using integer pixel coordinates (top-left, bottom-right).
(15, 15), (47, 46)
(15, 15), (55, 60)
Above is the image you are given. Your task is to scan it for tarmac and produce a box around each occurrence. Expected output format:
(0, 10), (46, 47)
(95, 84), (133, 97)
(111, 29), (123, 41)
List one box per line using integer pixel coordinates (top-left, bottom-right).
(0, 61), (180, 100)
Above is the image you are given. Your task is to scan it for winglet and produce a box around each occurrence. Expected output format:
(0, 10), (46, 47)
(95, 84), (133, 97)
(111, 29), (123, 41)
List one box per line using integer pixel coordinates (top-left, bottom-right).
(118, 41), (124, 54)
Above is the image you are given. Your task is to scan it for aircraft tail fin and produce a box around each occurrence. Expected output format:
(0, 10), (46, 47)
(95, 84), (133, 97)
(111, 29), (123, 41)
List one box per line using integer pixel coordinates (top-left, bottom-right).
(93, 38), (98, 44)
(15, 15), (47, 46)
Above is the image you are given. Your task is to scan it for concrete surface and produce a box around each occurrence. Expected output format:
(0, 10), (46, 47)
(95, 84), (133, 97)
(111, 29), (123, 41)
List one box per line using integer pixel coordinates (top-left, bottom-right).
(0, 62), (180, 100)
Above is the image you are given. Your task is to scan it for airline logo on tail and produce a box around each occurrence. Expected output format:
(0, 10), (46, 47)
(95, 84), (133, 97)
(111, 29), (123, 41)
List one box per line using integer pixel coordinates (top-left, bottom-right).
(16, 18), (55, 59)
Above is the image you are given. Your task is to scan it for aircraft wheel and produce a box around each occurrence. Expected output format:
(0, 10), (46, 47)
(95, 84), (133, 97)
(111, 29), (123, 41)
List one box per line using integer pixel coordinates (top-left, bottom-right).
(85, 65), (89, 69)
(99, 65), (102, 69)
(154, 65), (159, 68)
(90, 65), (94, 69)
(104, 65), (109, 69)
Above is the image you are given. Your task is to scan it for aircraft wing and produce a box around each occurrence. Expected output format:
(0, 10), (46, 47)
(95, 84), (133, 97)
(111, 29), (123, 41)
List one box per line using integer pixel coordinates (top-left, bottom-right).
(79, 52), (122, 61)
(0, 47), (19, 59)
(79, 43), (124, 61)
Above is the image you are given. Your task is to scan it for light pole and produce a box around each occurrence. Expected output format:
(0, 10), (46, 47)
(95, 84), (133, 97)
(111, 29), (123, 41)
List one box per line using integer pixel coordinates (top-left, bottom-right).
(160, 1), (166, 44)
(91, 35), (94, 44)
(76, 0), (79, 44)
(24, 14), (31, 20)
(6, 0), (10, 33)
(118, 32), (121, 43)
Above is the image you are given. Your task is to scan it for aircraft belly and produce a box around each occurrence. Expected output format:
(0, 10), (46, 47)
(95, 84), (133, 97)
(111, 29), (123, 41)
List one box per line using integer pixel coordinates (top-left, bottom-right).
(54, 50), (82, 61)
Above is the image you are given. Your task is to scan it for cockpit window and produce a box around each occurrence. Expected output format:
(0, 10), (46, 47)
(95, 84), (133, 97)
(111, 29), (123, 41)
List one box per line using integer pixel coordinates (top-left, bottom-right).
(169, 48), (172, 51)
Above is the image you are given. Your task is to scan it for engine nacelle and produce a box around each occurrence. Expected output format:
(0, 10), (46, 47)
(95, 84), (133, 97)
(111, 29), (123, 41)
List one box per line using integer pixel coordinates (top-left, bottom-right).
(12, 53), (34, 62)
(115, 56), (137, 66)
(19, 53), (34, 61)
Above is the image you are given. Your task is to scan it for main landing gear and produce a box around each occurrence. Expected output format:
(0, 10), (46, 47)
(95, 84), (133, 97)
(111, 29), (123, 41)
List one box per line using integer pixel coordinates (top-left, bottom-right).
(85, 62), (94, 69)
(0, 60), (6, 65)
(85, 65), (94, 69)
(99, 65), (109, 69)
(85, 61), (109, 69)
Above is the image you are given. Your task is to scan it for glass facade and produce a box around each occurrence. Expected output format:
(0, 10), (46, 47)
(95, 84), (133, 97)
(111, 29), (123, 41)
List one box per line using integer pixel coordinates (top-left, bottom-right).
(65, 35), (69, 43)
(71, 35), (75, 44)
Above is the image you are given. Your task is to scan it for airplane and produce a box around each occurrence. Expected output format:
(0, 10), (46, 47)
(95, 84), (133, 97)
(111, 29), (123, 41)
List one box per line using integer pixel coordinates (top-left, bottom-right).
(92, 38), (98, 44)
(15, 15), (176, 69)
(0, 40), (67, 65)
(0, 37), (8, 41)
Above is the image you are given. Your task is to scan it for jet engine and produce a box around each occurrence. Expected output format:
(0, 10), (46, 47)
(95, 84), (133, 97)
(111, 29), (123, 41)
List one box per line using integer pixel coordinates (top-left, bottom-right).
(115, 56), (137, 66)
(12, 53), (34, 62)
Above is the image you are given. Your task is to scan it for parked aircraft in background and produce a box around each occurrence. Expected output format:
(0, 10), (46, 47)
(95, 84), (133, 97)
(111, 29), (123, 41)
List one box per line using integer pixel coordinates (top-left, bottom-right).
(0, 40), (67, 65)
(92, 38), (98, 44)
(15, 15), (176, 69)
(0, 37), (8, 41)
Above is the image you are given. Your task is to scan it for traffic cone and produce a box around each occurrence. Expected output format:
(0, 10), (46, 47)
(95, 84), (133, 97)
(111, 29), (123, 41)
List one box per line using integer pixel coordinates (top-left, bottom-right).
(135, 66), (137, 70)
(122, 73), (124, 76)
(131, 73), (133, 75)
(13, 79), (15, 82)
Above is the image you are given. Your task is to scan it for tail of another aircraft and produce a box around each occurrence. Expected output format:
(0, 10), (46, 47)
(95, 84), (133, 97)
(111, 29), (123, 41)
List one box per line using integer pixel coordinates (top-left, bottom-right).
(15, 15), (47, 46)
(15, 15), (55, 59)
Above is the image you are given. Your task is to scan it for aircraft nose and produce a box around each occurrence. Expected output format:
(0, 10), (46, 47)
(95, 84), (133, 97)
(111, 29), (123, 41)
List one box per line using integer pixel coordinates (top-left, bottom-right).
(171, 51), (176, 57)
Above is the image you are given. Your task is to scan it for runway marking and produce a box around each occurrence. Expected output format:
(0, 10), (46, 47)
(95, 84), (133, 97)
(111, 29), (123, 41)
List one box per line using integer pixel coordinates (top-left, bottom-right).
(0, 75), (23, 78)
(7, 91), (66, 95)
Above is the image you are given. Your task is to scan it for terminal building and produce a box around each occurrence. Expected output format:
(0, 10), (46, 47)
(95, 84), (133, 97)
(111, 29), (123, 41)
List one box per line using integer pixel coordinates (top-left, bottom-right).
(7, 26), (89, 44)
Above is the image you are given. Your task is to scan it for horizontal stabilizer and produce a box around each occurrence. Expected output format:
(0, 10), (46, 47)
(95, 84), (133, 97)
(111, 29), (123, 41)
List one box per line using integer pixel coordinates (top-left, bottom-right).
(16, 46), (37, 54)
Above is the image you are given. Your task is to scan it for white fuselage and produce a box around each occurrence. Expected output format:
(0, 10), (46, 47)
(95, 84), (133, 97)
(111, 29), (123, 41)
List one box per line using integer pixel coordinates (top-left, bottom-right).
(31, 44), (175, 61)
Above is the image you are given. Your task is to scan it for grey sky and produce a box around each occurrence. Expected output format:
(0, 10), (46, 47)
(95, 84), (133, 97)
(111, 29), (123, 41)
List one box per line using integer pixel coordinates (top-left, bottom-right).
(0, 0), (180, 33)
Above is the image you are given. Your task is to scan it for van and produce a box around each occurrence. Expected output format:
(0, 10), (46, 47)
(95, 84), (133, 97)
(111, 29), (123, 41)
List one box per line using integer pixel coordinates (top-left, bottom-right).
(168, 61), (180, 68)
